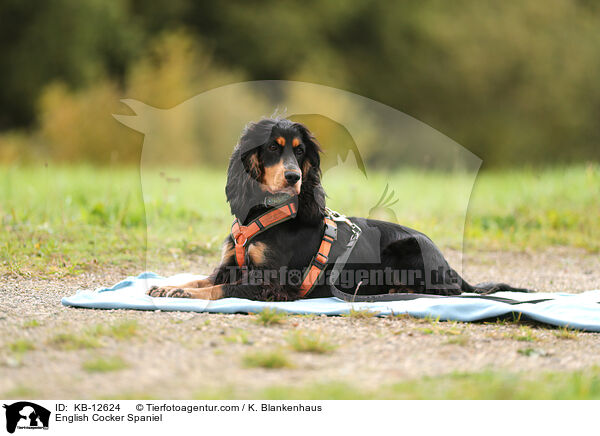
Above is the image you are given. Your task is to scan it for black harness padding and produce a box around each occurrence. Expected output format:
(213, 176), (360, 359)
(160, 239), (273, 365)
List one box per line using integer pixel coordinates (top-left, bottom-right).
(327, 214), (542, 305)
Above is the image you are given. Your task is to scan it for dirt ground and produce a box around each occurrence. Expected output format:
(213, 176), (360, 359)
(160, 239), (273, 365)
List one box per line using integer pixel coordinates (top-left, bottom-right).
(1, 247), (599, 399)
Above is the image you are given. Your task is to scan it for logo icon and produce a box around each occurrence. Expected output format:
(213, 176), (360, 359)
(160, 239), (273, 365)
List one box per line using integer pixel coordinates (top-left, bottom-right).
(3, 402), (50, 434)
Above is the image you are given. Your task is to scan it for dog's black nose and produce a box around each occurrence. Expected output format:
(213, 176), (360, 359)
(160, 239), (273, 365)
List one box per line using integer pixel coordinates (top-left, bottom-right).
(285, 171), (301, 185)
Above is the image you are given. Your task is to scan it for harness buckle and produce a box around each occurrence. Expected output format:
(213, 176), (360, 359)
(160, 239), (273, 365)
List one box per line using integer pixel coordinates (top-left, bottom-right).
(324, 222), (337, 240)
(325, 207), (342, 219)
(325, 208), (361, 244)
(348, 222), (362, 243)
(235, 233), (248, 247)
(315, 252), (328, 265)
(312, 255), (327, 269)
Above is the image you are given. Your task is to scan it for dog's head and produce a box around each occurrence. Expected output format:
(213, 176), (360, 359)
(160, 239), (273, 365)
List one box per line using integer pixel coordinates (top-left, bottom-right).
(226, 117), (325, 224)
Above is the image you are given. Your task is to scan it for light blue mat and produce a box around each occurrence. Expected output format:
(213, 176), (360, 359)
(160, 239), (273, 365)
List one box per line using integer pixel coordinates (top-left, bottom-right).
(61, 272), (600, 332)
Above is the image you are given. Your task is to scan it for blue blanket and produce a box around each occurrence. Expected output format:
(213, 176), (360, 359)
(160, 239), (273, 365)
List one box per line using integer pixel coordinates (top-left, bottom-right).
(61, 272), (600, 332)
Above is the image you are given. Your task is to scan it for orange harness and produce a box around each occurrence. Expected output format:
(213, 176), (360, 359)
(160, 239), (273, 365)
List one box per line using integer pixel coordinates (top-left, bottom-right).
(230, 199), (338, 297)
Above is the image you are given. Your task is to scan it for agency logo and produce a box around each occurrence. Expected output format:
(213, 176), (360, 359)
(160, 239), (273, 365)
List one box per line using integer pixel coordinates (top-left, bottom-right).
(2, 402), (50, 434)
(114, 80), (481, 294)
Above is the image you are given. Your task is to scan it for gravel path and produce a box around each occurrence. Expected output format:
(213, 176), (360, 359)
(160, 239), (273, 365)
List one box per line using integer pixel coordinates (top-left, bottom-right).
(1, 248), (599, 399)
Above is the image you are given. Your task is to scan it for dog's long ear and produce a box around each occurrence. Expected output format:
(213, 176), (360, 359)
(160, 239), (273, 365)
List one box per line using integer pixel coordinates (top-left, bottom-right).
(225, 119), (277, 222)
(294, 122), (326, 223)
(225, 148), (264, 222)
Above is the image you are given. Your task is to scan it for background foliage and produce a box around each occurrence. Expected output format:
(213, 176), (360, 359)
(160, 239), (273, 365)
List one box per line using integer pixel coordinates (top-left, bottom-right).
(1, 0), (599, 167)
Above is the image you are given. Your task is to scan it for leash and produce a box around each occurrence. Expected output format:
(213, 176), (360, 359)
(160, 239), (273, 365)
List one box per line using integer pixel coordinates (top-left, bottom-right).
(323, 210), (434, 302)
(325, 210), (534, 305)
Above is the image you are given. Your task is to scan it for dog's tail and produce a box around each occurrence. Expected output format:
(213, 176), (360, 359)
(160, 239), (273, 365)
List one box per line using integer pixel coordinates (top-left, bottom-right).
(468, 281), (534, 294)
(329, 280), (535, 303)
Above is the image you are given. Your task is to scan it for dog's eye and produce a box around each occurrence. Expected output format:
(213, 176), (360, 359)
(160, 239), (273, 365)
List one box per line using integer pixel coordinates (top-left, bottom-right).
(268, 144), (279, 152)
(295, 147), (304, 156)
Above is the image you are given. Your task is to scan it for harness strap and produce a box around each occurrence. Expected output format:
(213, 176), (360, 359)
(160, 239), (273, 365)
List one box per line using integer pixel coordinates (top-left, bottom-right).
(231, 204), (535, 304)
(231, 199), (297, 267)
(298, 217), (338, 297)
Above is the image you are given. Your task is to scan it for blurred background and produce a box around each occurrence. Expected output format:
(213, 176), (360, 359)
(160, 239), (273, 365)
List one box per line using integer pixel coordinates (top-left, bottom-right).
(1, 0), (598, 278)
(1, 0), (600, 167)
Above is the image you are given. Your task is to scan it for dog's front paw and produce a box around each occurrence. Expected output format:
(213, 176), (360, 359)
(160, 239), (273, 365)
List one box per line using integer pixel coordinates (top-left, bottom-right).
(147, 285), (166, 297)
(164, 288), (192, 298)
(147, 285), (189, 297)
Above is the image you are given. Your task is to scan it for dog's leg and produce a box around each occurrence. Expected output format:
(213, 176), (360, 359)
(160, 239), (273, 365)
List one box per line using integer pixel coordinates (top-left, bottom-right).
(148, 285), (224, 299)
(147, 277), (214, 297)
(147, 239), (236, 297)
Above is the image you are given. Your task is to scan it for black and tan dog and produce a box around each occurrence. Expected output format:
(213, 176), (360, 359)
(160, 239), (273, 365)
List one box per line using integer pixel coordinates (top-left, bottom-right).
(148, 117), (531, 301)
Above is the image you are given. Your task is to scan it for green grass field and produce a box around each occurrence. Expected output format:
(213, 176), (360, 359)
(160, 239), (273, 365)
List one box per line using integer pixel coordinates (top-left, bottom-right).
(191, 368), (600, 400)
(1, 163), (598, 277)
(1, 165), (599, 400)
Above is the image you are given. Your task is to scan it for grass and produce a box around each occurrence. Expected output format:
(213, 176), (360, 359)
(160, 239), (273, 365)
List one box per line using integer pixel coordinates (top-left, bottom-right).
(48, 320), (140, 350)
(8, 339), (36, 353)
(242, 350), (294, 369)
(554, 326), (578, 340)
(255, 308), (288, 326)
(1, 164), (598, 278)
(12, 367), (600, 399)
(504, 326), (539, 342)
(82, 356), (129, 373)
(343, 308), (377, 319)
(442, 325), (463, 336)
(2, 385), (39, 399)
(190, 367), (600, 399)
(394, 319), (468, 338)
(392, 316), (473, 339)
(445, 335), (469, 346)
(22, 319), (41, 328)
(518, 347), (550, 357)
(49, 332), (102, 350)
(286, 331), (337, 354)
(5, 339), (36, 366)
(414, 324), (465, 336)
(1, 164), (597, 400)
(87, 320), (139, 340)
(393, 313), (441, 324)
(224, 329), (252, 345)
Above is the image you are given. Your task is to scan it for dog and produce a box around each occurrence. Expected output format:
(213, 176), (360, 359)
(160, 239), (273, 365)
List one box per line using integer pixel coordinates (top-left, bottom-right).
(148, 117), (531, 301)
